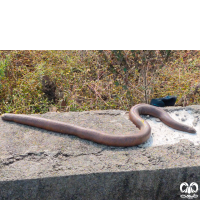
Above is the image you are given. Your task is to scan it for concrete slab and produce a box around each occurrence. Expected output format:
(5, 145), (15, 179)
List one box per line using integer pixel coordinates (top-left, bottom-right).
(0, 105), (200, 199)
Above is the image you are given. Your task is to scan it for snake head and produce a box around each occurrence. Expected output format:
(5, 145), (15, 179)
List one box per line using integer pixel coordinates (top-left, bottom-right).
(187, 127), (196, 133)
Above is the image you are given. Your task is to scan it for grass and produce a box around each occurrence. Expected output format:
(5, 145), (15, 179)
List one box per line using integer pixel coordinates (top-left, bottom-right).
(0, 50), (199, 114)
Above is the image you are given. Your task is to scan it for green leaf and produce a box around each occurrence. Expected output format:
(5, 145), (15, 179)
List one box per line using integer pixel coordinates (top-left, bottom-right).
(126, 90), (131, 97)
(123, 85), (128, 90)
(115, 81), (119, 86)
(131, 50), (135, 57)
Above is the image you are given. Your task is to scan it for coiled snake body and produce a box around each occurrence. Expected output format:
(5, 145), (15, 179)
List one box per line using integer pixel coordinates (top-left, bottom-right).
(1, 104), (196, 147)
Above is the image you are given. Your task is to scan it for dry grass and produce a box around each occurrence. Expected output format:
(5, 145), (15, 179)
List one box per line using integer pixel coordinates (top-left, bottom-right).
(0, 50), (199, 114)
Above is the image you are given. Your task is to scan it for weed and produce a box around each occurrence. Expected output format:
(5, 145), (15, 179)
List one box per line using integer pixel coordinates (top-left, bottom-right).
(0, 50), (199, 114)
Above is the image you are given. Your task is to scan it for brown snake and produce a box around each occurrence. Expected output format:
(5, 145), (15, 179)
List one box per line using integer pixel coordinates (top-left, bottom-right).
(1, 104), (196, 147)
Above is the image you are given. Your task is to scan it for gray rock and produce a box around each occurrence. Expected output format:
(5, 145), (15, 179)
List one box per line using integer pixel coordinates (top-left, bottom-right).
(0, 105), (200, 200)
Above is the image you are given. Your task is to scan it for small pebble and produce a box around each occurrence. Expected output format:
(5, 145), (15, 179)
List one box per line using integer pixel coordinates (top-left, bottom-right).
(181, 118), (186, 122)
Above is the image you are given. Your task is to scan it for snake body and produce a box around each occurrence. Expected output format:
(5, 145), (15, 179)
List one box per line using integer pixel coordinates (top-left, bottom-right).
(1, 104), (196, 147)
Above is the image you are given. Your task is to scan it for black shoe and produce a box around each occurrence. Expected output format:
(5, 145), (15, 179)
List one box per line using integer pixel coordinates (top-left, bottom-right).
(150, 96), (177, 107)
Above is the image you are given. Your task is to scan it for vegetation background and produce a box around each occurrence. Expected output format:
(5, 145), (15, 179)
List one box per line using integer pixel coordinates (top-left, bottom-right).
(0, 50), (199, 114)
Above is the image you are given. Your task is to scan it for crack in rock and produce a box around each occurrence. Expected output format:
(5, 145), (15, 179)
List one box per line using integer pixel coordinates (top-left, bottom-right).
(0, 148), (107, 168)
(0, 152), (48, 167)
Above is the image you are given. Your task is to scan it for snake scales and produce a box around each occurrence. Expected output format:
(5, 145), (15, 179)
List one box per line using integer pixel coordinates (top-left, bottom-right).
(1, 104), (196, 147)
